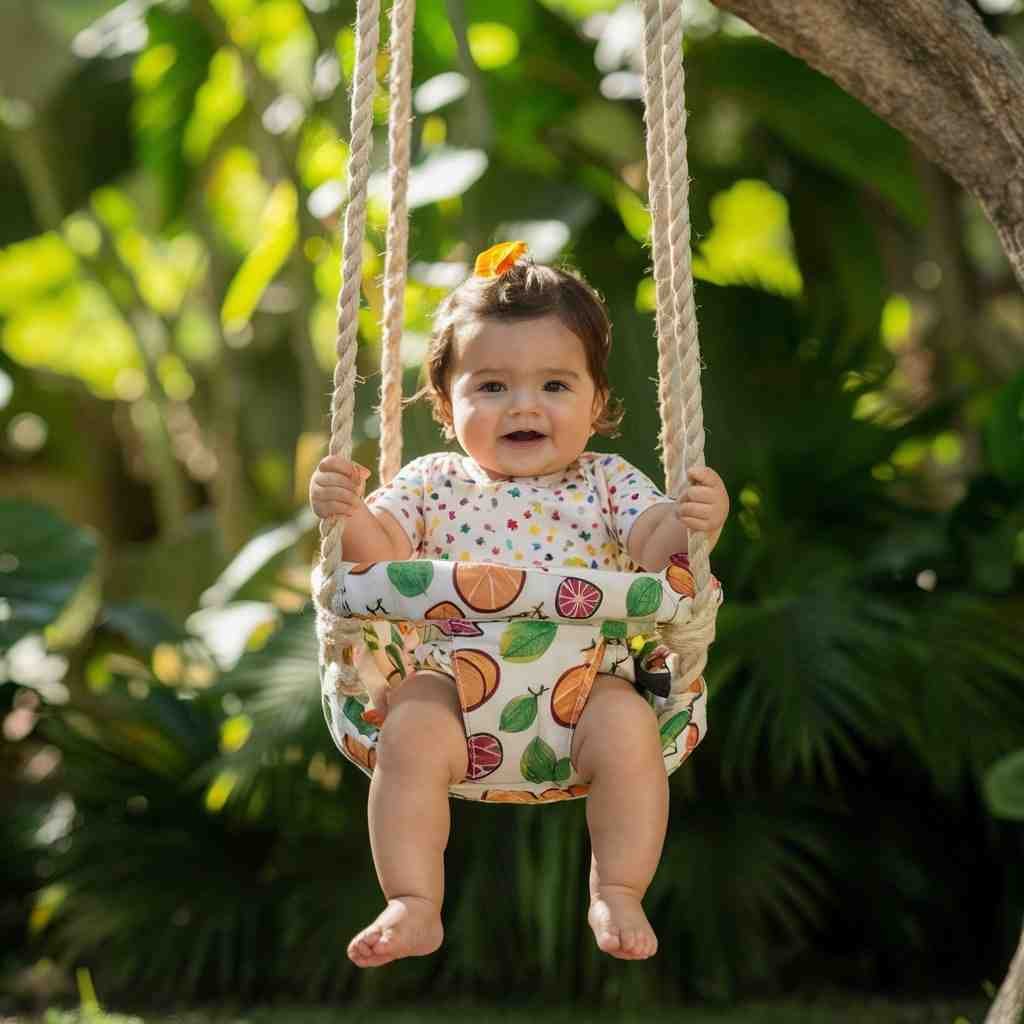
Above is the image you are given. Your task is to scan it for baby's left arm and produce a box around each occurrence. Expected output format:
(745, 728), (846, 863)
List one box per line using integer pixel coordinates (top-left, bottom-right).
(627, 467), (729, 572)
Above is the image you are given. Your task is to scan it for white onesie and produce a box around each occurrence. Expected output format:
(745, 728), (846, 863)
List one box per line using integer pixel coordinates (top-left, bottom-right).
(366, 450), (675, 572)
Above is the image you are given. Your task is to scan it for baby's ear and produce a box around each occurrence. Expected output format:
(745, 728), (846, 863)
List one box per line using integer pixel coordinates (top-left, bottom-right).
(591, 388), (607, 427)
(435, 394), (455, 438)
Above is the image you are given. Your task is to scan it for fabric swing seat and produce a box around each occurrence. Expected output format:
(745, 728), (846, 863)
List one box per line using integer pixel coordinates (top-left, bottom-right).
(320, 556), (722, 802)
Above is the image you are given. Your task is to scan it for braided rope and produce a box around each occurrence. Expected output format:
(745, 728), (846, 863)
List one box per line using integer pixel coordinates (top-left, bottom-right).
(643, 0), (718, 681)
(658, 0), (713, 611)
(378, 0), (416, 485)
(642, 0), (685, 501)
(313, 0), (381, 689)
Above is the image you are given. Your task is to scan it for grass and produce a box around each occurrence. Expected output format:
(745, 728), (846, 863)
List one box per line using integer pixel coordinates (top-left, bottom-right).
(26, 998), (992, 1024)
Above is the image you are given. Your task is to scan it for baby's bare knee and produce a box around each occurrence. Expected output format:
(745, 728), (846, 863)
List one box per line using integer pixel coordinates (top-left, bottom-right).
(376, 673), (467, 782)
(572, 677), (661, 778)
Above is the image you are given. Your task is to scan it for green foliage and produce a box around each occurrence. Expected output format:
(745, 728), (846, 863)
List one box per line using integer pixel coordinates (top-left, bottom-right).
(985, 749), (1024, 821)
(134, 7), (216, 223)
(1, 0), (1023, 1011)
(985, 370), (1024, 486)
(0, 501), (99, 652)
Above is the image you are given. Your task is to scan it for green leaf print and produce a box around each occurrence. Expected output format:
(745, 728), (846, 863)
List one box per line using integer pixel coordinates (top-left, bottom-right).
(361, 623), (380, 651)
(601, 619), (628, 641)
(626, 577), (663, 617)
(386, 560), (434, 597)
(384, 642), (407, 679)
(499, 620), (558, 662)
(389, 623), (404, 648)
(553, 757), (572, 783)
(521, 736), (557, 783)
(499, 694), (538, 732)
(659, 709), (691, 750)
(343, 697), (378, 738)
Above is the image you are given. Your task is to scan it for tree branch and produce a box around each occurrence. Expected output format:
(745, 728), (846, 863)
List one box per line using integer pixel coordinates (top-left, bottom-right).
(714, 0), (1024, 292)
(986, 920), (1024, 1024)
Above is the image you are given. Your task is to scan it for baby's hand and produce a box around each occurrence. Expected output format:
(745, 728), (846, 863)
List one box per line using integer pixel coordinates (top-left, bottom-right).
(309, 454), (371, 519)
(676, 466), (729, 536)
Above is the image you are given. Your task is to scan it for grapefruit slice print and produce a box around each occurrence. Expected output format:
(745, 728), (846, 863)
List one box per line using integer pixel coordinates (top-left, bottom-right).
(554, 576), (603, 619)
(466, 732), (503, 780)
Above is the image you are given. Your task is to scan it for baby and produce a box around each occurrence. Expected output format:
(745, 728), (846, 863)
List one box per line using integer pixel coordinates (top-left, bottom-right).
(310, 243), (729, 968)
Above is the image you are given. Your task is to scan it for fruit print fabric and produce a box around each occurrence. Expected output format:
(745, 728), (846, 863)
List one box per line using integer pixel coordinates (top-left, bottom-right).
(321, 556), (722, 802)
(365, 451), (676, 572)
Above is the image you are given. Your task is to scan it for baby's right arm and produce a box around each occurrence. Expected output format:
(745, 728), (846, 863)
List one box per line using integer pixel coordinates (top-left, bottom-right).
(309, 454), (412, 562)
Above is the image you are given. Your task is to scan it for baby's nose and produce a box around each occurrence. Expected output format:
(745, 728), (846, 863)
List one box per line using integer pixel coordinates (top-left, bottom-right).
(509, 387), (539, 411)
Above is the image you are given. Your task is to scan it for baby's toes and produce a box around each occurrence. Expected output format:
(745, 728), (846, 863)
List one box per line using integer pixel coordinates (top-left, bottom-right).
(348, 929), (379, 960)
(596, 925), (621, 953)
(618, 927), (638, 955)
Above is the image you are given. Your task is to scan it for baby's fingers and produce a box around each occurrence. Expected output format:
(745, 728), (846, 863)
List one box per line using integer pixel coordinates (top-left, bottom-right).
(313, 493), (364, 519)
(683, 485), (718, 504)
(676, 502), (711, 523)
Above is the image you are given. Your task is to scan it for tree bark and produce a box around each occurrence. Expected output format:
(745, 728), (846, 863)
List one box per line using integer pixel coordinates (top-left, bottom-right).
(714, 0), (1024, 292)
(986, 921), (1024, 1024)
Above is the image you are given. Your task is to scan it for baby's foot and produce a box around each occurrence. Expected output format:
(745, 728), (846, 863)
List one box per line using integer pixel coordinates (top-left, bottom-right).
(587, 887), (658, 960)
(347, 896), (443, 968)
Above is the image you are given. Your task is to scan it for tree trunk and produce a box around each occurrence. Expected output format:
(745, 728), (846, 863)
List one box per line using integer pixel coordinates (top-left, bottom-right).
(715, 0), (1024, 292)
(986, 921), (1024, 1024)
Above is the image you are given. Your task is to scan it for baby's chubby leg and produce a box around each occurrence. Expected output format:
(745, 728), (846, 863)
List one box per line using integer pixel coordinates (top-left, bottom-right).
(347, 671), (468, 968)
(571, 676), (669, 960)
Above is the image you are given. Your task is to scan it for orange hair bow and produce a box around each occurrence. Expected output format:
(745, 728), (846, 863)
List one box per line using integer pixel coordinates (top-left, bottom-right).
(474, 240), (528, 278)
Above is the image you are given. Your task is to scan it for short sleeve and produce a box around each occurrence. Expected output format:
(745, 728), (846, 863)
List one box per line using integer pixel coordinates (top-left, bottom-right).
(596, 455), (674, 551)
(365, 454), (432, 554)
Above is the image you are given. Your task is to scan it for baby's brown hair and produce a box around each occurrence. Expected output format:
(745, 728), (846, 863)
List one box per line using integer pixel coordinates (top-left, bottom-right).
(410, 257), (624, 439)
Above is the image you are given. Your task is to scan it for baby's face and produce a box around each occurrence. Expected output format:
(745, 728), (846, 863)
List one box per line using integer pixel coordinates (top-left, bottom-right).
(444, 315), (601, 480)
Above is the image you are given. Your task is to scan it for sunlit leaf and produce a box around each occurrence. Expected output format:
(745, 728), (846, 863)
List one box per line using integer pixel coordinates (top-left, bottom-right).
(184, 47), (246, 163)
(206, 146), (269, 252)
(3, 281), (139, 398)
(91, 186), (137, 233)
(468, 22), (520, 69)
(251, 0), (315, 94)
(297, 117), (349, 190)
(0, 233), (78, 317)
(615, 183), (650, 243)
(221, 181), (298, 333)
(692, 179), (803, 297)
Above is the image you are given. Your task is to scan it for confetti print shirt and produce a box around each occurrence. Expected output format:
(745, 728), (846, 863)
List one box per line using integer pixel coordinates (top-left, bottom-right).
(366, 451), (675, 571)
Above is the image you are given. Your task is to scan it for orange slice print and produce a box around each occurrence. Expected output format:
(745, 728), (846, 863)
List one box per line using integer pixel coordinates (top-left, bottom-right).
(666, 557), (695, 597)
(425, 600), (466, 619)
(453, 562), (526, 613)
(481, 789), (539, 804)
(550, 661), (599, 728)
(453, 648), (501, 711)
(480, 784), (589, 803)
(342, 734), (377, 773)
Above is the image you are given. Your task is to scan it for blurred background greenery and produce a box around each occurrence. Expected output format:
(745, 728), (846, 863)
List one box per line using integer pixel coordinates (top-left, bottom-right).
(2, 0), (1024, 1019)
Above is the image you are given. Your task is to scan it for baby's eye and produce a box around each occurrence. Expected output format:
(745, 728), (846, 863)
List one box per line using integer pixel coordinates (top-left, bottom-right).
(543, 380), (570, 392)
(479, 381), (505, 393)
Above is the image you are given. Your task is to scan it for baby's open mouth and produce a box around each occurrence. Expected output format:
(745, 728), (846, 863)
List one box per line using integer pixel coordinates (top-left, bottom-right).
(503, 430), (545, 442)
